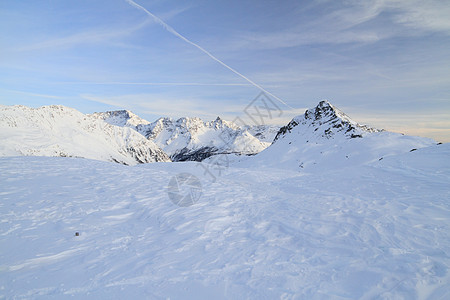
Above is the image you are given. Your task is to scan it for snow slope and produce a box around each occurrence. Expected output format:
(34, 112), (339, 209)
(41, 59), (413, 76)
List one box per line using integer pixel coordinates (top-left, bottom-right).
(245, 100), (436, 171)
(144, 116), (269, 161)
(1, 143), (449, 299)
(93, 110), (280, 162)
(0, 105), (170, 165)
(244, 124), (280, 144)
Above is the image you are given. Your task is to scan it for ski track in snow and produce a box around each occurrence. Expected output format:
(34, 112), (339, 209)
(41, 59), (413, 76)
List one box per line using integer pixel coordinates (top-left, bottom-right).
(0, 145), (449, 299)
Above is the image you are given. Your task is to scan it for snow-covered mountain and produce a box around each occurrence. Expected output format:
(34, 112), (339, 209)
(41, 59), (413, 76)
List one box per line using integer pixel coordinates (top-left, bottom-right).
(1, 101), (438, 169)
(90, 110), (150, 128)
(90, 110), (152, 138)
(146, 116), (272, 161)
(243, 100), (437, 171)
(0, 105), (170, 165)
(273, 100), (380, 142)
(93, 110), (280, 162)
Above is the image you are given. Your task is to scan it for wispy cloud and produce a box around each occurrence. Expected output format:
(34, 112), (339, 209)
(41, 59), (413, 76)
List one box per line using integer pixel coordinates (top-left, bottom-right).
(80, 92), (305, 125)
(124, 0), (292, 109)
(0, 88), (64, 100)
(388, 0), (450, 32)
(157, 4), (193, 21)
(17, 19), (151, 51)
(1, 0), (448, 142)
(226, 0), (450, 51)
(81, 93), (244, 120)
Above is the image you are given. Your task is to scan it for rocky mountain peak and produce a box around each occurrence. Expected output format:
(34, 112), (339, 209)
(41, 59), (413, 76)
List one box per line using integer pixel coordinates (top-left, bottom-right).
(273, 100), (380, 142)
(304, 100), (352, 125)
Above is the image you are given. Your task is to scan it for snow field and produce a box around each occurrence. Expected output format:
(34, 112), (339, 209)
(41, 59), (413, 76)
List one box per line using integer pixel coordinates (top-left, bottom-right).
(1, 143), (449, 299)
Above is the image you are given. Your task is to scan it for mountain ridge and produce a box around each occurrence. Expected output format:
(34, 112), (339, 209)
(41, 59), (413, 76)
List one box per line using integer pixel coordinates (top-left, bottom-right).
(240, 100), (436, 171)
(0, 105), (170, 165)
(273, 100), (381, 143)
(93, 110), (280, 162)
(0, 101), (438, 168)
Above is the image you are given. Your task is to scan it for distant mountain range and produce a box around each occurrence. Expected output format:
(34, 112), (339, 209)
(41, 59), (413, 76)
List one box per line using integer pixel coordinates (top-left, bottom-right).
(0, 101), (437, 167)
(0, 105), (279, 164)
(91, 111), (279, 162)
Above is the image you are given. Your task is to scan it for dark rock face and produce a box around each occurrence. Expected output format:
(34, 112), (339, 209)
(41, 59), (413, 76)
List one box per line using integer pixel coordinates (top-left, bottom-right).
(273, 119), (299, 143)
(273, 100), (380, 143)
(171, 147), (219, 162)
(127, 145), (170, 164)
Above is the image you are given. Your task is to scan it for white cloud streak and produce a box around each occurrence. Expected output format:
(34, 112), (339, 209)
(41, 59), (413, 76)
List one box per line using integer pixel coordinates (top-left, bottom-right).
(387, 0), (450, 32)
(17, 19), (151, 51)
(81, 93), (305, 126)
(81, 93), (244, 120)
(124, 0), (293, 109)
(228, 0), (450, 51)
(0, 88), (64, 100)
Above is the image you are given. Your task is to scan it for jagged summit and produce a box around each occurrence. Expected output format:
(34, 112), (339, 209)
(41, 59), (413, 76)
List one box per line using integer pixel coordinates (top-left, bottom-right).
(245, 100), (434, 172)
(92, 111), (278, 162)
(304, 100), (379, 133)
(146, 116), (268, 161)
(274, 100), (380, 142)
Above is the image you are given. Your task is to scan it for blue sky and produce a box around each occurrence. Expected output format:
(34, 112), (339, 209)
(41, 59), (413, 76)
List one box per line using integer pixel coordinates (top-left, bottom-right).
(1, 0), (449, 142)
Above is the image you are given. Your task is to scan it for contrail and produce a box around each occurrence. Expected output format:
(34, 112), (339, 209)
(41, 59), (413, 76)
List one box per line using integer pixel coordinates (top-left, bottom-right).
(124, 0), (293, 109)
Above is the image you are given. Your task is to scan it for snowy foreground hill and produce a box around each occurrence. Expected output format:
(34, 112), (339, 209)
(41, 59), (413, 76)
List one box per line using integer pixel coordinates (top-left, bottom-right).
(0, 105), (170, 165)
(1, 143), (449, 299)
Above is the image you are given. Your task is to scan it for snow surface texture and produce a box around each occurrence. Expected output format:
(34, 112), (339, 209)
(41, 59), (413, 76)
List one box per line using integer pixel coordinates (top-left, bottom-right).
(0, 105), (170, 165)
(93, 110), (279, 162)
(1, 143), (449, 299)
